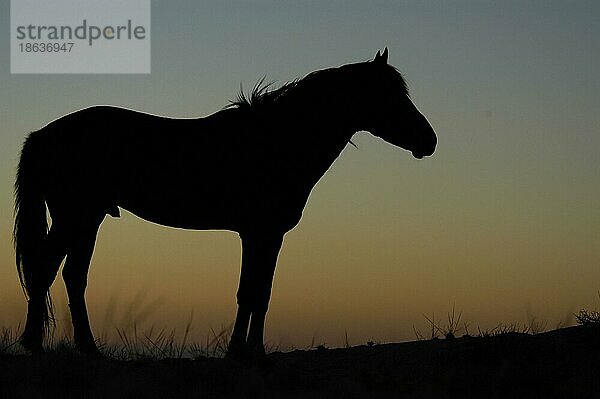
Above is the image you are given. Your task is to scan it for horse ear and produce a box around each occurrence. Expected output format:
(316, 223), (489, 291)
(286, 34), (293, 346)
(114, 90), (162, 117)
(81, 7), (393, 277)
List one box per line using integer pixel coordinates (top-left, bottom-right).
(373, 48), (388, 65)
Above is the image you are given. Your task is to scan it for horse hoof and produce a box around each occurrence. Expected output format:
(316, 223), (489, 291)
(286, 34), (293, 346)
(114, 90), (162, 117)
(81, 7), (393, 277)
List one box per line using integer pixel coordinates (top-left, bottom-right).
(245, 346), (272, 369)
(225, 343), (246, 362)
(76, 342), (103, 357)
(20, 335), (44, 354)
(226, 342), (270, 368)
(84, 348), (104, 358)
(23, 344), (44, 355)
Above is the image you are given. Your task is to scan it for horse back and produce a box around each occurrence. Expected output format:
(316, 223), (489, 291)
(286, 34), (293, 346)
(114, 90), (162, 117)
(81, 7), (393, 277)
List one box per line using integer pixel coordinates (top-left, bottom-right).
(37, 106), (307, 232)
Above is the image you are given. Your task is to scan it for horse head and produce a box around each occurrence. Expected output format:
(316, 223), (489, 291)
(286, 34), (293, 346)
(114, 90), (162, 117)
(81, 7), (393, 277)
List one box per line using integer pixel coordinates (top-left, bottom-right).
(361, 48), (437, 159)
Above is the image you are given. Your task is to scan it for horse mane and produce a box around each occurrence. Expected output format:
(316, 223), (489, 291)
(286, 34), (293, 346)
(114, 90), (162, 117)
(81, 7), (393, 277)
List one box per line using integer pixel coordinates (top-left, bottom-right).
(227, 62), (408, 111)
(227, 76), (299, 111)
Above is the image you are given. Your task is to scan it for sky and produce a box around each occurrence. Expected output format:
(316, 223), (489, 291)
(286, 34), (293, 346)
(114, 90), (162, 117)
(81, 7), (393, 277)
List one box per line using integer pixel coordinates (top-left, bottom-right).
(1, 1), (599, 348)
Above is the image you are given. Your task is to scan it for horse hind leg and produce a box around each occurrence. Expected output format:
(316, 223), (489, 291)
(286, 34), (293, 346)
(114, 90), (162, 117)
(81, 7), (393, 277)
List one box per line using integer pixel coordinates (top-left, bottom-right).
(20, 224), (68, 353)
(61, 216), (103, 355)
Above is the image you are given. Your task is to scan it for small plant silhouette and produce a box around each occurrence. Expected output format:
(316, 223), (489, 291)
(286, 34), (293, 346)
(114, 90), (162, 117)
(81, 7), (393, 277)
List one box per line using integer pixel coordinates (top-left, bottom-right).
(414, 304), (463, 340)
(575, 290), (600, 326)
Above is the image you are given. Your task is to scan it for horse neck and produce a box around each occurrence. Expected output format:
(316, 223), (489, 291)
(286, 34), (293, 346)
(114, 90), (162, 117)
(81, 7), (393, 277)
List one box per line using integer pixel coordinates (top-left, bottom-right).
(275, 103), (358, 187)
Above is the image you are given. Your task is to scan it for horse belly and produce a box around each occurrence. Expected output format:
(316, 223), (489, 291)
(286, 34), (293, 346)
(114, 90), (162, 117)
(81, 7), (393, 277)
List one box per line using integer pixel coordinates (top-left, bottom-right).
(117, 185), (242, 231)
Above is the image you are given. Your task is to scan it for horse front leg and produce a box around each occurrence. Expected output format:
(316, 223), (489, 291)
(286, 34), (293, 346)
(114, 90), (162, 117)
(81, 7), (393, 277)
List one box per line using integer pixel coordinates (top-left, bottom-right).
(227, 231), (283, 361)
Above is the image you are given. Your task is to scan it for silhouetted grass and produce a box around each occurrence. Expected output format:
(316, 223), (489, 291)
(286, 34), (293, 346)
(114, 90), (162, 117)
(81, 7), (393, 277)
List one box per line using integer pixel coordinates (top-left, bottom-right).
(2, 290), (598, 399)
(0, 325), (22, 355)
(2, 301), (600, 398)
(0, 322), (232, 360)
(418, 303), (463, 339)
(412, 303), (574, 341)
(576, 309), (600, 325)
(575, 290), (600, 326)
(4, 292), (600, 360)
(0, 310), (589, 359)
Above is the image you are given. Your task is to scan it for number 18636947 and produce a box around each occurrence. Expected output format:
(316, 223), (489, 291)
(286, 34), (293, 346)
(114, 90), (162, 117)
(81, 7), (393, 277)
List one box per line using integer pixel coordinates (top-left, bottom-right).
(19, 42), (74, 53)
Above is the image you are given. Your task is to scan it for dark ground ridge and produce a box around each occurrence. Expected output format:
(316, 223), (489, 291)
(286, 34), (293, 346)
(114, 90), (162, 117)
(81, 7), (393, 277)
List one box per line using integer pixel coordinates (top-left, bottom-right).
(1, 324), (598, 398)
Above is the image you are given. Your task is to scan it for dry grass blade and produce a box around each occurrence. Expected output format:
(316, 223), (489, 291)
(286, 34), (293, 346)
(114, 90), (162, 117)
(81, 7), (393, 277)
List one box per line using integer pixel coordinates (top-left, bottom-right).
(0, 326), (21, 354)
(423, 312), (442, 339)
(445, 303), (462, 339)
(206, 324), (232, 358)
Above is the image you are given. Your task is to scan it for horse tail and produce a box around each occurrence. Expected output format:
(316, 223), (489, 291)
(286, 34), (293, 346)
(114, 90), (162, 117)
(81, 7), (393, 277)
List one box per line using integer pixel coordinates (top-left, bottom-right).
(14, 131), (53, 333)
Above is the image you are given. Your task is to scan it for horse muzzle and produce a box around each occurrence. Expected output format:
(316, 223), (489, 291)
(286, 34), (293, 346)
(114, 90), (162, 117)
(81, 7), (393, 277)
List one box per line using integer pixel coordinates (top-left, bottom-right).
(411, 112), (437, 160)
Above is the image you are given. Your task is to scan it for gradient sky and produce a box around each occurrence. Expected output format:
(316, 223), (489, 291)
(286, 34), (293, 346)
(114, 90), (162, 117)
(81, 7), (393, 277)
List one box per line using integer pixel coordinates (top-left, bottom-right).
(1, 1), (599, 348)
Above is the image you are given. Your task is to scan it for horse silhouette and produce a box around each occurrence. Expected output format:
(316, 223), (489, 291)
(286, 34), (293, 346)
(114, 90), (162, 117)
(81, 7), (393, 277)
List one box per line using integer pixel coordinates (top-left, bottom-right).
(14, 48), (436, 360)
